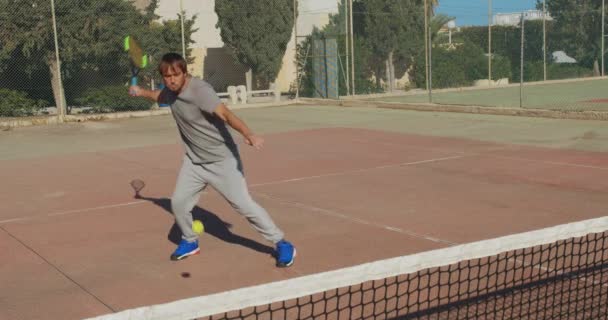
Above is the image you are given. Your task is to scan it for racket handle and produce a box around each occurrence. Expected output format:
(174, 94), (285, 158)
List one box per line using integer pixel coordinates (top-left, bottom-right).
(129, 77), (138, 96)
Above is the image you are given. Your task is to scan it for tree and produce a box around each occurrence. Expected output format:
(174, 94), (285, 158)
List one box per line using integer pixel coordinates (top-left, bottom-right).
(0, 0), (144, 109)
(360, 0), (425, 89)
(429, 0), (439, 13)
(0, 0), (196, 112)
(458, 21), (556, 81)
(215, 0), (295, 87)
(541, 0), (603, 74)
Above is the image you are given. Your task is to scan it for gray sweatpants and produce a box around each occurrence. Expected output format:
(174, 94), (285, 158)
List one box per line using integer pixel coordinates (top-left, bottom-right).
(171, 155), (285, 243)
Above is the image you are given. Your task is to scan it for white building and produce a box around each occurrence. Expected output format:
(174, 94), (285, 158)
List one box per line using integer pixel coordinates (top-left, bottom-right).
(132, 0), (335, 92)
(493, 10), (553, 26)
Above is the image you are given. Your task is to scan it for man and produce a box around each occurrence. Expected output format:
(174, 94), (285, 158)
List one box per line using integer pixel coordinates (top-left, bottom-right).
(130, 53), (295, 267)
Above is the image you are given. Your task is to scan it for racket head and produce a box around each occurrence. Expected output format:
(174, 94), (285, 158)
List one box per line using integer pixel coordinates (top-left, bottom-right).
(124, 36), (148, 69)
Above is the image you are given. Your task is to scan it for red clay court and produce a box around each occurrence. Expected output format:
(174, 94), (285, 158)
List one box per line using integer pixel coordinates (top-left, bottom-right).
(1, 105), (607, 319)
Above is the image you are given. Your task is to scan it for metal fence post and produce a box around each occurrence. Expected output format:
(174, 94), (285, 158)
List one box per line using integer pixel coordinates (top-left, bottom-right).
(488, 0), (492, 86)
(520, 12), (525, 108)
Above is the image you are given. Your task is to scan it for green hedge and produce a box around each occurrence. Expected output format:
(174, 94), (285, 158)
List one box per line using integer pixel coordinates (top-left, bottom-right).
(512, 62), (593, 82)
(75, 85), (153, 113)
(547, 64), (593, 80)
(411, 42), (511, 89)
(491, 54), (512, 80)
(458, 21), (554, 70)
(0, 89), (48, 117)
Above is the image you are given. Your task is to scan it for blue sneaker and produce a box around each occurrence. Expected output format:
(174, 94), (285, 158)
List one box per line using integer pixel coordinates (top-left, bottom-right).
(170, 239), (200, 261)
(276, 240), (296, 267)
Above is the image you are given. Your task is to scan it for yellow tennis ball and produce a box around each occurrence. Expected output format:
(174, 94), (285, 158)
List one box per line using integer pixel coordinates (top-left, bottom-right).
(192, 220), (204, 235)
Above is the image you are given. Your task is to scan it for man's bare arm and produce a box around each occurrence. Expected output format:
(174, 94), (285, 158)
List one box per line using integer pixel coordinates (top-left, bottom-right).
(129, 86), (161, 102)
(214, 103), (264, 149)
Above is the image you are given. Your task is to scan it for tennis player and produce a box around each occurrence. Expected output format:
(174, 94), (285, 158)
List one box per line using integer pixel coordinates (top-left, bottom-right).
(129, 53), (296, 267)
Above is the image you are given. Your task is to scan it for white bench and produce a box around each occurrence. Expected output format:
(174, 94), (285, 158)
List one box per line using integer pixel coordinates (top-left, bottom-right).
(217, 86), (238, 105)
(220, 84), (281, 105)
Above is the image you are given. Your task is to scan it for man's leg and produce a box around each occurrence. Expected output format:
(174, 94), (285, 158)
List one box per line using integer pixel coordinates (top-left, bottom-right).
(203, 157), (296, 267)
(204, 157), (285, 243)
(170, 156), (207, 260)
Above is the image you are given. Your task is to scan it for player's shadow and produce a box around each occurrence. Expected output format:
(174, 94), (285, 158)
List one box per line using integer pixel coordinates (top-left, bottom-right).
(134, 193), (275, 257)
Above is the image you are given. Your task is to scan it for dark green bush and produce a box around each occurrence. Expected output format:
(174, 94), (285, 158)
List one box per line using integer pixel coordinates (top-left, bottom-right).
(548, 64), (593, 80)
(512, 62), (592, 82)
(430, 47), (469, 89)
(75, 85), (153, 113)
(490, 54), (512, 80)
(0, 89), (48, 117)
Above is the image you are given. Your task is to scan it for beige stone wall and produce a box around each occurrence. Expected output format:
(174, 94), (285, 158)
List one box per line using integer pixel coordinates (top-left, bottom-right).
(131, 0), (152, 11)
(274, 28), (297, 92)
(188, 47), (205, 78)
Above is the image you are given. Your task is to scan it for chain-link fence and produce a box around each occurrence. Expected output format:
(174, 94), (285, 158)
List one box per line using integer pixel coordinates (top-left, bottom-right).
(295, 1), (350, 99)
(355, 0), (608, 112)
(3, 0), (608, 120)
(0, 0), (57, 118)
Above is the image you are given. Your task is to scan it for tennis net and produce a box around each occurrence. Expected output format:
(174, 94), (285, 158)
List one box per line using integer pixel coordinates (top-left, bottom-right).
(89, 216), (608, 320)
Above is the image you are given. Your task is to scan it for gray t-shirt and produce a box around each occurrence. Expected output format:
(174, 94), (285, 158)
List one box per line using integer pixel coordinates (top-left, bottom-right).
(159, 77), (239, 164)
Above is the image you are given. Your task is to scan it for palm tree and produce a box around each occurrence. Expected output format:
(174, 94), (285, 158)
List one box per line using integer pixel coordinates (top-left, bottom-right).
(430, 0), (439, 14)
(430, 14), (454, 42)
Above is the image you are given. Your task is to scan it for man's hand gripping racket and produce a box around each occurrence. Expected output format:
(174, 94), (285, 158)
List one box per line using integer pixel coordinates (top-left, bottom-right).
(124, 36), (148, 96)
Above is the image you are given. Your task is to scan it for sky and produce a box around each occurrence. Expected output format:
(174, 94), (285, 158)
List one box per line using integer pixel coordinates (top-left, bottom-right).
(301, 0), (538, 27)
(154, 0), (539, 46)
(436, 0), (538, 26)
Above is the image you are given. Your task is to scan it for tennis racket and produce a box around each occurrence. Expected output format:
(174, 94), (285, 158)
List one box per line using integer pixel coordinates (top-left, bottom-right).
(123, 36), (148, 95)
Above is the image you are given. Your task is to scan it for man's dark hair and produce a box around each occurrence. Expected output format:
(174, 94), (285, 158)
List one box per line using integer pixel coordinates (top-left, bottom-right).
(158, 52), (187, 75)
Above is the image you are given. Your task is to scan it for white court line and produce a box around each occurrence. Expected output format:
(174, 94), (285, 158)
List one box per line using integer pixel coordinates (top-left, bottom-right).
(5, 156), (464, 226)
(84, 216), (608, 320)
(352, 137), (608, 170)
(255, 192), (608, 289)
(254, 192), (456, 246)
(0, 201), (146, 224)
(349, 138), (470, 154)
(0, 155), (463, 225)
(47, 201), (147, 217)
(489, 154), (608, 170)
(250, 155), (467, 188)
